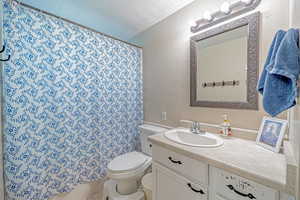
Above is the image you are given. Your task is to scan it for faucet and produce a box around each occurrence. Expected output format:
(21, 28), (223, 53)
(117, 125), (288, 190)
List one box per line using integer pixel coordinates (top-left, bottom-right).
(190, 121), (205, 135)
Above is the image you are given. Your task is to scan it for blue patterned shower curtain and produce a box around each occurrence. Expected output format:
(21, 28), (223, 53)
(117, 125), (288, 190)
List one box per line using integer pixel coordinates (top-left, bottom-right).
(2, 1), (143, 199)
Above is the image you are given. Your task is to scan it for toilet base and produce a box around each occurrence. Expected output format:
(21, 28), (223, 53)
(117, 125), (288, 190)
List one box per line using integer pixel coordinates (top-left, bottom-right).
(103, 180), (145, 200)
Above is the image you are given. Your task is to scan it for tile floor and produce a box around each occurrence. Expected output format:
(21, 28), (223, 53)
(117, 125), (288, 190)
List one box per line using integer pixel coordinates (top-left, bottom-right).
(51, 180), (104, 200)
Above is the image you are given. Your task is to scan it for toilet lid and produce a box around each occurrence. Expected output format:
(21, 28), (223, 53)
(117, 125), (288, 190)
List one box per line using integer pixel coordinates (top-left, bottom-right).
(108, 151), (150, 173)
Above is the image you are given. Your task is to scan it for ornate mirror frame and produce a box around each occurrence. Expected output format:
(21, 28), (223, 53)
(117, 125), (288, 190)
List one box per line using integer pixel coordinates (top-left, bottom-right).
(190, 12), (260, 110)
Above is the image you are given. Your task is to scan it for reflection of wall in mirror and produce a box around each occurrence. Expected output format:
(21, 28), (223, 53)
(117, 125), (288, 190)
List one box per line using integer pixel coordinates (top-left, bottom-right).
(196, 26), (248, 102)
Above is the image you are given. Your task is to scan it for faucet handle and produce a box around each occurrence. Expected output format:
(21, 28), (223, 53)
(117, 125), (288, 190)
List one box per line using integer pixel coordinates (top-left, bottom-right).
(191, 121), (202, 134)
(191, 121), (197, 131)
(195, 122), (201, 130)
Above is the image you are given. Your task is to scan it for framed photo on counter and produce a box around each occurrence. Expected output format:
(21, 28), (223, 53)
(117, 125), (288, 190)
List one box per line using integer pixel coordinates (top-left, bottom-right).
(256, 117), (288, 153)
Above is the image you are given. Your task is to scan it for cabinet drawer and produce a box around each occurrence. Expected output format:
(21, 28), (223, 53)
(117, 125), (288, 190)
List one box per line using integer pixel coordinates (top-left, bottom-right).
(152, 144), (208, 186)
(153, 162), (208, 200)
(209, 167), (279, 200)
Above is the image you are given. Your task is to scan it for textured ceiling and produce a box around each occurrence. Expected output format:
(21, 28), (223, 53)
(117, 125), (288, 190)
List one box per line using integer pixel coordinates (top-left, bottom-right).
(20, 0), (195, 41)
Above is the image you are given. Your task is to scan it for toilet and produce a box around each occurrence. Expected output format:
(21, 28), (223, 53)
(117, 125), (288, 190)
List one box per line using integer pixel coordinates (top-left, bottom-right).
(103, 124), (168, 200)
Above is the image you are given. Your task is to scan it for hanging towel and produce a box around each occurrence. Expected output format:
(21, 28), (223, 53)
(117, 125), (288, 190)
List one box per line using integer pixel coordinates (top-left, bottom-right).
(257, 29), (300, 116)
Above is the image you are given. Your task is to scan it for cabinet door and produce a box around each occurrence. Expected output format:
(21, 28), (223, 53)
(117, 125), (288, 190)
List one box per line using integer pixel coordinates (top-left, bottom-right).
(209, 167), (279, 200)
(153, 162), (207, 200)
(215, 194), (231, 200)
(280, 193), (296, 200)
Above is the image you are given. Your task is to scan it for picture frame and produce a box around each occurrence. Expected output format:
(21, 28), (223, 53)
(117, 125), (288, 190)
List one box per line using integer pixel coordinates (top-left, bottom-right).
(256, 117), (288, 153)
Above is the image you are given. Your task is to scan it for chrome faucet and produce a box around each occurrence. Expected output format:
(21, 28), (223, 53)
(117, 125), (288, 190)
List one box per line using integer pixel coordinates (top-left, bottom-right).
(190, 121), (205, 135)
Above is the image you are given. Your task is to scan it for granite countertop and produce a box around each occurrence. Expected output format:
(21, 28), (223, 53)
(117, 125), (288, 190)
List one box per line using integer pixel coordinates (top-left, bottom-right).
(149, 131), (297, 195)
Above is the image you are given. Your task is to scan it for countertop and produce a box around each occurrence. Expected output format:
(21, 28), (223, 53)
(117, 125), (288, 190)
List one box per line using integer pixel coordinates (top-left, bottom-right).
(149, 131), (297, 195)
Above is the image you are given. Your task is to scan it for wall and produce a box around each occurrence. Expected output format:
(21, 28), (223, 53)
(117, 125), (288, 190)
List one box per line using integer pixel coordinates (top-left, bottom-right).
(19, 0), (133, 40)
(131, 0), (290, 134)
(289, 105), (300, 199)
(290, 0), (300, 28)
(288, 0), (300, 199)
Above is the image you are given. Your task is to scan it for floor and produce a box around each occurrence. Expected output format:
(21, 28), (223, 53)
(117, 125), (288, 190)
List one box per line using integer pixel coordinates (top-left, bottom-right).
(50, 180), (104, 200)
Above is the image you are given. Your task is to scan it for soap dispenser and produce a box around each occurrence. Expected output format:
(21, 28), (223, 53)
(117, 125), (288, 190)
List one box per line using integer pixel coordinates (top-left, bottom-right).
(220, 114), (232, 137)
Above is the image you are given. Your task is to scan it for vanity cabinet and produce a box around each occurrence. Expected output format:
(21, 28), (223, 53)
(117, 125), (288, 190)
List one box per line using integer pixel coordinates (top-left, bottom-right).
(152, 144), (208, 186)
(152, 144), (291, 200)
(209, 167), (279, 200)
(152, 162), (208, 200)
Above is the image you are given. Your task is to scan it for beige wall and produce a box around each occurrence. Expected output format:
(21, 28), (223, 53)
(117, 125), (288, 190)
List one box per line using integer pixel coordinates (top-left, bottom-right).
(289, 0), (300, 198)
(131, 0), (290, 132)
(289, 104), (300, 199)
(290, 0), (300, 28)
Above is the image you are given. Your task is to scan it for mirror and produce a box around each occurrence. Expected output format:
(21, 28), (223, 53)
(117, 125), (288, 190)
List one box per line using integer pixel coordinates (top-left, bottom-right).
(190, 12), (260, 110)
(196, 25), (248, 102)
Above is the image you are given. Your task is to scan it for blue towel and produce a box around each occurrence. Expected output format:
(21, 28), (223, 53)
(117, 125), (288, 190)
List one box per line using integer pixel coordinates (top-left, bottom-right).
(257, 29), (300, 116)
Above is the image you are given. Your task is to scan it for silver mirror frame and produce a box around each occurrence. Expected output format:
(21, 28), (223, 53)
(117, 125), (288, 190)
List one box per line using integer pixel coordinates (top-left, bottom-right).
(190, 12), (260, 110)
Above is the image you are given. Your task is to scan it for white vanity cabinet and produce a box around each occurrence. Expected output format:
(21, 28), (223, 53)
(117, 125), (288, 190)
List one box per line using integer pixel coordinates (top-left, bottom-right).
(152, 144), (292, 200)
(152, 144), (209, 186)
(152, 162), (208, 200)
(152, 144), (209, 200)
(209, 167), (279, 200)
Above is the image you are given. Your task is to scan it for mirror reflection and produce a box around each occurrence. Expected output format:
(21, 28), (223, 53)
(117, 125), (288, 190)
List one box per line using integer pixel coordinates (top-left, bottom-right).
(196, 25), (248, 102)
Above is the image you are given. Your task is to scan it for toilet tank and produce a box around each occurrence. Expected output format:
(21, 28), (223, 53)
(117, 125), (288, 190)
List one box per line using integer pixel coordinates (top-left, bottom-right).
(139, 124), (168, 156)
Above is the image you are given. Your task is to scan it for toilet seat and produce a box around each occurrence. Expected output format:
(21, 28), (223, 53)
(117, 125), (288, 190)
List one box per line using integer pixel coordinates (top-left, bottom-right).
(108, 151), (149, 173)
(107, 151), (152, 180)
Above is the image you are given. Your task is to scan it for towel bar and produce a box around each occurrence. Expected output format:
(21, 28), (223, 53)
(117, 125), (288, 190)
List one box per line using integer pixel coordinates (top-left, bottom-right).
(202, 80), (240, 88)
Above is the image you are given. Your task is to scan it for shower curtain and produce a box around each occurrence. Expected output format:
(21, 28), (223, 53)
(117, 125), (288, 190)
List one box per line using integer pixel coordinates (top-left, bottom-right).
(0, 2), (5, 200)
(2, 1), (143, 200)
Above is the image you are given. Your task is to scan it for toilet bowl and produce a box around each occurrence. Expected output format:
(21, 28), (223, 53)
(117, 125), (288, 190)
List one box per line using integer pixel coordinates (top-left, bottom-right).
(103, 124), (168, 200)
(107, 151), (152, 195)
(142, 173), (152, 200)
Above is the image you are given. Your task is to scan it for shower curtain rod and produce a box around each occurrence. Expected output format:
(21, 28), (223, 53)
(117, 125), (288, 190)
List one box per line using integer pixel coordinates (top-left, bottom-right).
(11, 0), (142, 49)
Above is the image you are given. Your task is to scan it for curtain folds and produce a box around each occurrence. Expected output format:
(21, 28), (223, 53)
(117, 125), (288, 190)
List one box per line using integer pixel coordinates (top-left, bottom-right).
(2, 1), (143, 199)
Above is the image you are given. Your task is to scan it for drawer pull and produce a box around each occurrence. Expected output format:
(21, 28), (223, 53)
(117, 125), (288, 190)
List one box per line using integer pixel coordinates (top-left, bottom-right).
(187, 183), (205, 195)
(168, 157), (182, 164)
(227, 185), (256, 199)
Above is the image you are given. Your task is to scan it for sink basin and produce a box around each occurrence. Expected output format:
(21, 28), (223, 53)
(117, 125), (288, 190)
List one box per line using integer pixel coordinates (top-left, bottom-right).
(164, 128), (224, 147)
